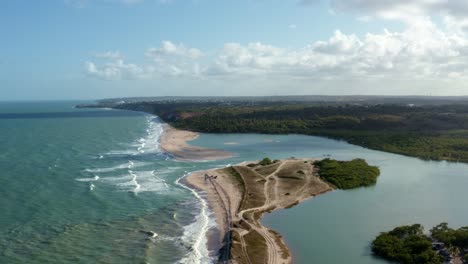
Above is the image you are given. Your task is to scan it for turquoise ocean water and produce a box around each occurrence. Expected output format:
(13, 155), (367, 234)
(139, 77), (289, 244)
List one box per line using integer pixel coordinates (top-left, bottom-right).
(1, 101), (468, 263)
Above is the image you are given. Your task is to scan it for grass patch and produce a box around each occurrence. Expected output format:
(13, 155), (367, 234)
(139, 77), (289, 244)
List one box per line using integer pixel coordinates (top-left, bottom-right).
(269, 229), (290, 260)
(276, 161), (309, 180)
(222, 167), (245, 191)
(234, 166), (266, 210)
(254, 162), (280, 176)
(244, 230), (268, 264)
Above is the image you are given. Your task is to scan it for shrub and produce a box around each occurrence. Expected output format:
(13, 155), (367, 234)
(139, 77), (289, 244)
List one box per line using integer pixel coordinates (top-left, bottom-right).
(259, 157), (273, 166)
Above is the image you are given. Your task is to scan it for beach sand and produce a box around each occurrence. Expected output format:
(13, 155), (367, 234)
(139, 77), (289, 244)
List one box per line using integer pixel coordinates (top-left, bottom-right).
(184, 159), (334, 264)
(160, 124), (233, 161)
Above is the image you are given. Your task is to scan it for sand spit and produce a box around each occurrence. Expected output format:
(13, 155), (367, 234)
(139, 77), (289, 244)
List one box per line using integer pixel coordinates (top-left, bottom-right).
(184, 158), (334, 264)
(160, 124), (233, 161)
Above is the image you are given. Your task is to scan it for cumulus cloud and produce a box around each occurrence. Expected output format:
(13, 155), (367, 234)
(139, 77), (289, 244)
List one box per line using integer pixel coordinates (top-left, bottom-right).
(86, 42), (203, 80)
(85, 51), (145, 80)
(86, 22), (468, 82)
(146, 41), (203, 61)
(86, 2), (468, 84)
(145, 41), (203, 77)
(85, 60), (145, 80)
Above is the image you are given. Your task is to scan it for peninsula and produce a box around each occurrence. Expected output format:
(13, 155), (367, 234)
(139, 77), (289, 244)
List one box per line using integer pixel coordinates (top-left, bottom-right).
(183, 157), (380, 264)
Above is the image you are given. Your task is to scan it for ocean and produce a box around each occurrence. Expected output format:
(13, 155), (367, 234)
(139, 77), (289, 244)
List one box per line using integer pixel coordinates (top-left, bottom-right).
(0, 101), (219, 263)
(2, 101), (468, 264)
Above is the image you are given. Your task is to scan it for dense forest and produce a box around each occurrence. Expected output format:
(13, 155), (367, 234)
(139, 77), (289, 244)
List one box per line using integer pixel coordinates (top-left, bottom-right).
(79, 97), (468, 163)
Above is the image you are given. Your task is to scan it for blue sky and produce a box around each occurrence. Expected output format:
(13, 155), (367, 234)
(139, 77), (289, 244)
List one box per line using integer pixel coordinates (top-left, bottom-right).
(1, 0), (468, 100)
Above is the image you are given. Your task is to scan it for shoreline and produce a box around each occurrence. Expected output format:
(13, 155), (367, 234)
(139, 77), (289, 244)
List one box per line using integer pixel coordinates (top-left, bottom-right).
(159, 124), (233, 162)
(182, 159), (334, 264)
(178, 175), (226, 262)
(175, 174), (220, 263)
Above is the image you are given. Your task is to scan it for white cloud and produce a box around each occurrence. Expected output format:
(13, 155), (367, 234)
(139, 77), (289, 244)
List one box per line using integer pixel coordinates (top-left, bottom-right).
(146, 41), (203, 61)
(86, 42), (203, 80)
(145, 41), (203, 77)
(85, 22), (468, 82)
(85, 59), (145, 80)
(85, 51), (147, 80)
(85, 2), (468, 85)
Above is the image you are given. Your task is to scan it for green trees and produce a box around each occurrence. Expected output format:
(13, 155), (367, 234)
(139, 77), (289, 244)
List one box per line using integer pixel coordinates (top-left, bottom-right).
(114, 101), (468, 163)
(372, 223), (468, 264)
(313, 158), (380, 189)
(430, 223), (468, 251)
(372, 225), (442, 264)
(258, 157), (273, 166)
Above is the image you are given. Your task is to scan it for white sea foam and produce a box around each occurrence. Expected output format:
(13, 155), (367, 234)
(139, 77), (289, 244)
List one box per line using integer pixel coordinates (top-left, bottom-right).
(85, 161), (149, 173)
(175, 173), (216, 264)
(105, 169), (172, 193)
(76, 175), (100, 182)
(83, 115), (173, 192)
(102, 116), (164, 157)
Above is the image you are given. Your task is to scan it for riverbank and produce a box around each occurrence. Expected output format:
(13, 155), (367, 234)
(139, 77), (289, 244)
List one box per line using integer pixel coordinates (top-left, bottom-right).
(160, 124), (233, 161)
(183, 158), (334, 264)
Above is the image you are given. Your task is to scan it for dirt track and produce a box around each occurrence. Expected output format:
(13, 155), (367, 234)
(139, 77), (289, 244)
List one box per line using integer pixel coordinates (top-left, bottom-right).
(185, 158), (334, 264)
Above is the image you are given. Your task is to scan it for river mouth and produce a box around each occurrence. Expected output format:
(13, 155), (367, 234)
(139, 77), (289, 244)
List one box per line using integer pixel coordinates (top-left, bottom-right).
(2, 101), (468, 264)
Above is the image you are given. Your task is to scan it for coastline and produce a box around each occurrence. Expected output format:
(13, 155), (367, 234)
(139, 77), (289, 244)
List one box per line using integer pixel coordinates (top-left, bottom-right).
(158, 122), (334, 263)
(177, 175), (226, 262)
(182, 159), (334, 264)
(160, 124), (233, 162)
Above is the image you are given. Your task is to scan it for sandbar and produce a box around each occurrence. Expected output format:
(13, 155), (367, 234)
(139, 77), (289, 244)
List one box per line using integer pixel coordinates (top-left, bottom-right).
(160, 124), (233, 161)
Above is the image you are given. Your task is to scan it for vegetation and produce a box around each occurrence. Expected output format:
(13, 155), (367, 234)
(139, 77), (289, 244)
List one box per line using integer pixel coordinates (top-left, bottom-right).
(258, 157), (273, 166)
(430, 223), (468, 252)
(373, 223), (468, 264)
(431, 223), (468, 248)
(254, 163), (281, 176)
(313, 158), (380, 189)
(372, 224), (442, 264)
(103, 99), (468, 163)
(223, 167), (245, 191)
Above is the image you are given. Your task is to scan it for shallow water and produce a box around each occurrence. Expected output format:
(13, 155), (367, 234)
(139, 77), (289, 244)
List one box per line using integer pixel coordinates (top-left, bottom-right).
(193, 132), (468, 263)
(1, 101), (468, 263)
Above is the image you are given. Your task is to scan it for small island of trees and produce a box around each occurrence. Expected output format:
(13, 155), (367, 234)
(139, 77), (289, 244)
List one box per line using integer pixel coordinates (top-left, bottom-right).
(372, 223), (468, 264)
(313, 158), (380, 189)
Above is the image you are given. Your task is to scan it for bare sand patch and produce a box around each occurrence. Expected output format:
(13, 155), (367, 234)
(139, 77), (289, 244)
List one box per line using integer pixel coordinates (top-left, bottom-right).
(160, 124), (233, 161)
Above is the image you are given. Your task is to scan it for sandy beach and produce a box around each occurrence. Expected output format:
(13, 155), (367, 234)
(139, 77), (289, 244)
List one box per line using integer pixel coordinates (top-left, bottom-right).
(184, 158), (334, 264)
(160, 124), (233, 161)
